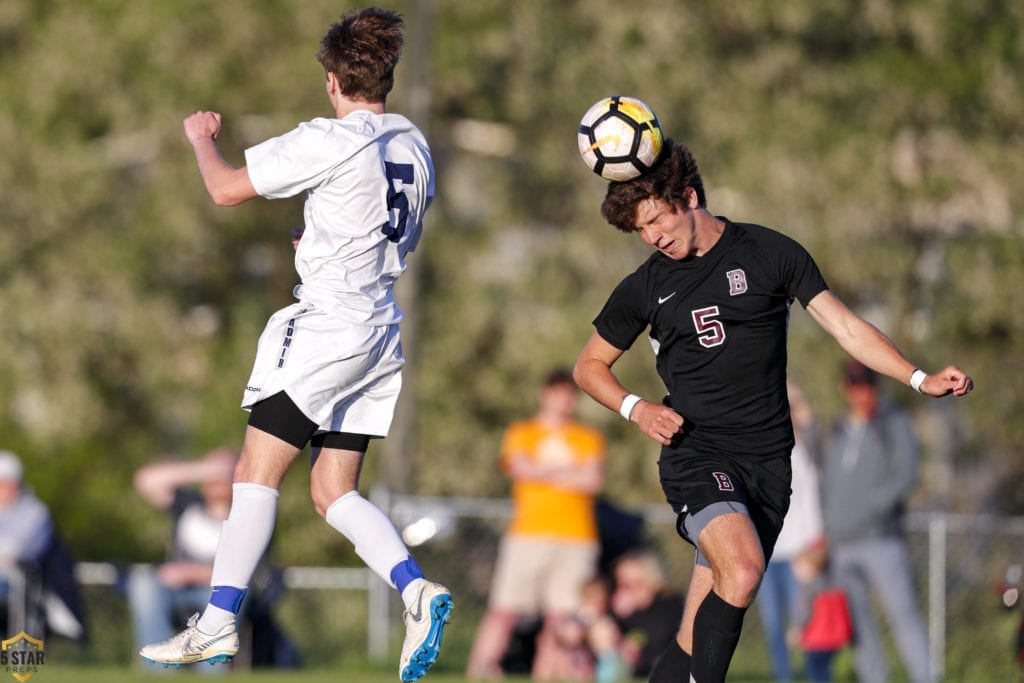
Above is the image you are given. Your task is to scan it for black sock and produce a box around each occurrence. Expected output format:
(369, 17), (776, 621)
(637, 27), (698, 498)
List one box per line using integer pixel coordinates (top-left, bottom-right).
(648, 638), (692, 683)
(691, 590), (747, 683)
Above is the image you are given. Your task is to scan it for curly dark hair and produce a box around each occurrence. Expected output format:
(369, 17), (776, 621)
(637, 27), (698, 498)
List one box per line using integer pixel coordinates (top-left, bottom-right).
(317, 7), (404, 103)
(600, 139), (707, 233)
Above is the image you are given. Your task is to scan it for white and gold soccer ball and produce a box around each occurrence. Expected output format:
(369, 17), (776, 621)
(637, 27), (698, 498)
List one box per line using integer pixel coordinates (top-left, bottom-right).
(577, 96), (664, 182)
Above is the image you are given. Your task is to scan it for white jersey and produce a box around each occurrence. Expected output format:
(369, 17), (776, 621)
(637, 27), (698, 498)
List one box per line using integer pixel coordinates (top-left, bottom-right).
(245, 111), (435, 326)
(772, 437), (824, 559)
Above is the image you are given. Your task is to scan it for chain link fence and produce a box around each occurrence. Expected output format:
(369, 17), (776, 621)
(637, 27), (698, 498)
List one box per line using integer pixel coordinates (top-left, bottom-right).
(35, 493), (1024, 681)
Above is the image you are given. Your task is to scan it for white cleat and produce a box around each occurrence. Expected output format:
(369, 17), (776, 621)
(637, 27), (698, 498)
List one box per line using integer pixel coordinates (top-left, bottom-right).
(139, 613), (239, 668)
(399, 582), (453, 681)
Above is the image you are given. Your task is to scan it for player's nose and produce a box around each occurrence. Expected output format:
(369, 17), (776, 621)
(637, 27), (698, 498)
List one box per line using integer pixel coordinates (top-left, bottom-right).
(639, 227), (661, 246)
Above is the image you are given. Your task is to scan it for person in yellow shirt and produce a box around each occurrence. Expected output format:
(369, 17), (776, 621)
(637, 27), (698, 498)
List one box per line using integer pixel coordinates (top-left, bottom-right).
(467, 368), (606, 680)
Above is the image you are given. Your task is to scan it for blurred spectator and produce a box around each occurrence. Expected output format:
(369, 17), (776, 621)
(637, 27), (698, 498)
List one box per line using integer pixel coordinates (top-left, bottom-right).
(755, 383), (825, 682)
(0, 451), (54, 597)
(821, 360), (931, 683)
(594, 497), (647, 579)
(128, 448), (238, 671)
(609, 549), (683, 679)
(467, 368), (606, 680)
(553, 575), (624, 683)
(0, 450), (85, 640)
(792, 540), (848, 682)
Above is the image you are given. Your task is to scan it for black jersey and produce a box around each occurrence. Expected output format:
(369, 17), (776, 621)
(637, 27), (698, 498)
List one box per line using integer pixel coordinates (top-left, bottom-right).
(594, 219), (828, 456)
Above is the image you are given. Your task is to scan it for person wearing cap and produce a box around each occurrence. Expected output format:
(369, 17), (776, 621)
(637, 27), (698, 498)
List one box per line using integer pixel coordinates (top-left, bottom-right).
(0, 450), (58, 636)
(820, 360), (931, 683)
(0, 451), (54, 587)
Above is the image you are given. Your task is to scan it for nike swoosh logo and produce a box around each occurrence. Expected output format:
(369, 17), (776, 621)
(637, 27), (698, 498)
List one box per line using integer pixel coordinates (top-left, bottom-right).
(184, 632), (233, 655)
(657, 292), (676, 304)
(408, 592), (424, 622)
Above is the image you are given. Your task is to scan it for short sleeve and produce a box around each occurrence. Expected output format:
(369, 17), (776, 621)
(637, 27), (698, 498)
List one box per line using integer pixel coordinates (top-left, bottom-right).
(775, 234), (829, 307)
(593, 271), (650, 350)
(244, 118), (359, 199)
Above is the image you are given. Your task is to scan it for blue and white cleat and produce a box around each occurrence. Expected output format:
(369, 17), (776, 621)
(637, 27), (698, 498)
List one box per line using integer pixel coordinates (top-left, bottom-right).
(399, 582), (453, 681)
(139, 612), (238, 668)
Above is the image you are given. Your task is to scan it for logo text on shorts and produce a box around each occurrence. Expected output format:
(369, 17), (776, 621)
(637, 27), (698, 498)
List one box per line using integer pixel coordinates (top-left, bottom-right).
(712, 472), (734, 491)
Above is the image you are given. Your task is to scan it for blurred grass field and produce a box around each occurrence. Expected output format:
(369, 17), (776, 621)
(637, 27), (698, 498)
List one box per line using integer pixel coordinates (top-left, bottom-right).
(40, 667), (469, 683)
(15, 667), (791, 683)
(41, 668), (469, 683)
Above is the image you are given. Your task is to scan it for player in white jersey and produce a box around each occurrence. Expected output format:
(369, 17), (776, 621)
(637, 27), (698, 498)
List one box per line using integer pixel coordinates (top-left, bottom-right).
(139, 9), (451, 682)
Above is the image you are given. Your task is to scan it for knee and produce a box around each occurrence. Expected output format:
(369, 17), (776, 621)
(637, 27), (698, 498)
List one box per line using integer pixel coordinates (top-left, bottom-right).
(717, 559), (764, 607)
(311, 487), (334, 518)
(310, 480), (356, 519)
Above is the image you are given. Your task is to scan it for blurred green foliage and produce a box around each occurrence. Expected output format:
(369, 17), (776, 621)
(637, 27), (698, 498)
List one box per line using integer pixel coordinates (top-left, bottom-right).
(0, 0), (1021, 567)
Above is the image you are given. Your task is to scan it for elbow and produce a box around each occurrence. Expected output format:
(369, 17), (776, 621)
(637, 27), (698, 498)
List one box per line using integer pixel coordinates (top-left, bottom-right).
(210, 189), (242, 207)
(571, 362), (588, 390)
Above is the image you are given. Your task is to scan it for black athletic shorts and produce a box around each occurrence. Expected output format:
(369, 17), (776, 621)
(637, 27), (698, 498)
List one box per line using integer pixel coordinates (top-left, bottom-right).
(658, 446), (792, 567)
(248, 391), (374, 452)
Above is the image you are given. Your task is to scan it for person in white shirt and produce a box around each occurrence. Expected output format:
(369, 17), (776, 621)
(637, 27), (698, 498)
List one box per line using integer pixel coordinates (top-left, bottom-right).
(128, 449), (236, 669)
(755, 383), (825, 682)
(138, 9), (451, 681)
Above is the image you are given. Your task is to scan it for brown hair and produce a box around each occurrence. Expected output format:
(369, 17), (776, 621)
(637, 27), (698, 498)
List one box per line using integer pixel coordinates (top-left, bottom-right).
(600, 139), (707, 233)
(317, 7), (404, 103)
(543, 367), (577, 389)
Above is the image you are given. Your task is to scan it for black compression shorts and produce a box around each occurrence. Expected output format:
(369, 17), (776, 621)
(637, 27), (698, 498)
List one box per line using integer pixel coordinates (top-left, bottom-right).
(248, 391), (373, 452)
(658, 447), (792, 566)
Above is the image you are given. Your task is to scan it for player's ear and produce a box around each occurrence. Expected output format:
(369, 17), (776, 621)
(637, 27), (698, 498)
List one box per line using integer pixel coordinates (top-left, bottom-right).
(684, 186), (699, 209)
(325, 71), (338, 96)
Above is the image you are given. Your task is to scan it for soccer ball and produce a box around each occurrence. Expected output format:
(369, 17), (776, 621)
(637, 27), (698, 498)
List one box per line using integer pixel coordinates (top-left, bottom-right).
(577, 96), (664, 181)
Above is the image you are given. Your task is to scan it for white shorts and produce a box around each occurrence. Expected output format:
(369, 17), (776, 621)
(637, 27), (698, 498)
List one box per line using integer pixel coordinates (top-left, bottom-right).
(242, 303), (403, 436)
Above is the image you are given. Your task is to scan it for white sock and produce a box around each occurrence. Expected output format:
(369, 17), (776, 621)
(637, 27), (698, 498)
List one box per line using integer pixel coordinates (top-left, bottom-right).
(325, 491), (416, 604)
(401, 579), (428, 608)
(197, 482), (279, 633)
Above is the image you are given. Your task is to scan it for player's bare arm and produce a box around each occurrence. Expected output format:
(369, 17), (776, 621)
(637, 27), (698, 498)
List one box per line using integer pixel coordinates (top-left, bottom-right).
(183, 111), (258, 206)
(806, 290), (974, 397)
(573, 331), (684, 445)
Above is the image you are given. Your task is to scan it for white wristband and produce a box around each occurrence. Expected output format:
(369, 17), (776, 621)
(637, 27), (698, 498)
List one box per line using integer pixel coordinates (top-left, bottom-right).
(619, 394), (643, 421)
(910, 369), (928, 394)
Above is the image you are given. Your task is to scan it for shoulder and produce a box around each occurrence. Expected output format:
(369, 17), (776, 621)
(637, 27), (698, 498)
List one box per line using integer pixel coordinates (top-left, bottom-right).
(18, 492), (52, 519)
(333, 112), (427, 145)
(729, 220), (808, 253)
(504, 419), (537, 437)
(292, 116), (373, 144)
(615, 252), (665, 292)
(264, 115), (388, 149)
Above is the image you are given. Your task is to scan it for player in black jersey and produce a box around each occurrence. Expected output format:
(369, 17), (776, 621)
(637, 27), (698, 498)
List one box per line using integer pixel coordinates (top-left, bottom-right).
(573, 140), (974, 683)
